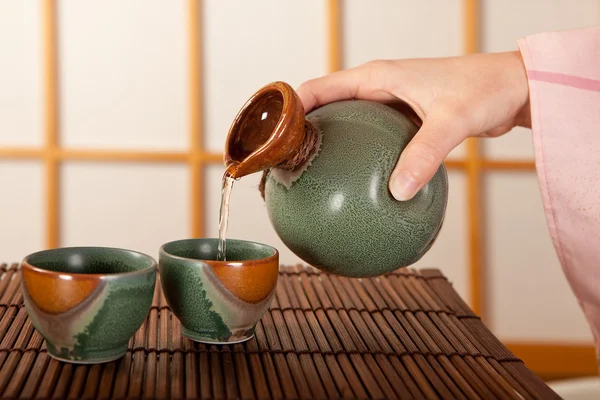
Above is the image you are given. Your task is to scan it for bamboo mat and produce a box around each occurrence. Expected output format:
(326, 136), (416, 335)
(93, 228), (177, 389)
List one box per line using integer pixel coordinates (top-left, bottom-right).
(0, 263), (559, 400)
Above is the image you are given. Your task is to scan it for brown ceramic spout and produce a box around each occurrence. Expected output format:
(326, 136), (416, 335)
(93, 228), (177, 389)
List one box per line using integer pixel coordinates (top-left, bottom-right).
(224, 81), (306, 179)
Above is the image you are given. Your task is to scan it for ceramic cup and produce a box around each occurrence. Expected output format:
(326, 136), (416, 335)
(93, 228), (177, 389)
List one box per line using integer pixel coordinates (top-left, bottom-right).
(20, 247), (157, 364)
(159, 238), (279, 344)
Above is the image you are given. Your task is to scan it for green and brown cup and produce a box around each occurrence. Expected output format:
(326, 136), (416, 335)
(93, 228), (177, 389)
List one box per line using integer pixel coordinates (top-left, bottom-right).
(158, 238), (279, 344)
(20, 247), (157, 364)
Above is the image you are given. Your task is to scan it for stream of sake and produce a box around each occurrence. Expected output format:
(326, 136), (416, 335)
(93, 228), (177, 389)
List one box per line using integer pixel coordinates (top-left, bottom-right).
(216, 172), (235, 261)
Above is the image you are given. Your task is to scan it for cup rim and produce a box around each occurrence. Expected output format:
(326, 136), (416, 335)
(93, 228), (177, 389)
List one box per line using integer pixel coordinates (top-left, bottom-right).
(21, 246), (157, 280)
(159, 237), (278, 265)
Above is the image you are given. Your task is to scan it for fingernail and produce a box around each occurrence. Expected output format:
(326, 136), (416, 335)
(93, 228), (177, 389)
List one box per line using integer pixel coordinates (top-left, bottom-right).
(390, 171), (420, 201)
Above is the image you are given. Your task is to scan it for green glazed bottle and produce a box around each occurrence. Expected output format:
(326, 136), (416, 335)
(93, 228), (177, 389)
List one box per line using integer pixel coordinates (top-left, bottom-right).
(225, 82), (448, 278)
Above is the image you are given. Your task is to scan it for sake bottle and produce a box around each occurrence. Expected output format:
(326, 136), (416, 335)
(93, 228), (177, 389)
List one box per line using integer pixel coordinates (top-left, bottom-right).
(224, 81), (448, 278)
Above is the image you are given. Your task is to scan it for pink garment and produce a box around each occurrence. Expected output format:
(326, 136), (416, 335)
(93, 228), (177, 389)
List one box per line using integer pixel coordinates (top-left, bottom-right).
(517, 26), (600, 360)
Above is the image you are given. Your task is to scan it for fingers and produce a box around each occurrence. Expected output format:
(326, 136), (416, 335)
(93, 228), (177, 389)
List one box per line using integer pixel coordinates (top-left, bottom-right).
(389, 111), (468, 201)
(296, 61), (398, 113)
(296, 69), (359, 113)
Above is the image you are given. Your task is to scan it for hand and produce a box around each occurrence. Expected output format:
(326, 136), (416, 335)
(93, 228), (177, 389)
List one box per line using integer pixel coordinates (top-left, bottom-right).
(296, 51), (531, 201)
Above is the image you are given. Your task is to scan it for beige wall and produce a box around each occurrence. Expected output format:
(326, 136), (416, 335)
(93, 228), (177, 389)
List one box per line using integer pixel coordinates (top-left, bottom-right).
(1, 0), (599, 347)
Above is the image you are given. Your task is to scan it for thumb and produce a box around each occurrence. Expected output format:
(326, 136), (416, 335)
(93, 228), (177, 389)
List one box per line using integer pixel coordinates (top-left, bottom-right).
(389, 113), (466, 201)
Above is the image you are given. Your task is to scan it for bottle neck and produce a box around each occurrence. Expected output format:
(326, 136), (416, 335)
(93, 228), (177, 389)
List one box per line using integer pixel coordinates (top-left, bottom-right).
(258, 120), (322, 200)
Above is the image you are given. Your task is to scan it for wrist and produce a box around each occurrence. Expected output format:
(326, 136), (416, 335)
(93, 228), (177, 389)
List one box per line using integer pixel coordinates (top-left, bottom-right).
(511, 50), (532, 128)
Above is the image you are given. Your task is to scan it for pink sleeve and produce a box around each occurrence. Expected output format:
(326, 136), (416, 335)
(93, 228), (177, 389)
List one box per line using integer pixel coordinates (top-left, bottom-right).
(517, 26), (600, 357)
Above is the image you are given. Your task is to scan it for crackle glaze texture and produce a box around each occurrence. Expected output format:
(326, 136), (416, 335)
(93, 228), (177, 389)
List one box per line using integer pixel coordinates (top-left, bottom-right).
(159, 238), (278, 344)
(264, 100), (448, 277)
(21, 247), (156, 364)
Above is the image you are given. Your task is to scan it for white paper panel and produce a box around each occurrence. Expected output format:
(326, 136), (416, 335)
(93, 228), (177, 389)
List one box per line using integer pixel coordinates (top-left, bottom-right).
(0, 161), (44, 263)
(0, 1), (43, 146)
(412, 171), (469, 302)
(482, 0), (600, 53)
(343, 0), (463, 66)
(486, 172), (593, 342)
(482, 126), (534, 160)
(446, 145), (466, 161)
(203, 0), (326, 153)
(61, 162), (189, 259)
(343, 0), (465, 160)
(481, 0), (600, 160)
(205, 166), (304, 266)
(57, 0), (188, 150)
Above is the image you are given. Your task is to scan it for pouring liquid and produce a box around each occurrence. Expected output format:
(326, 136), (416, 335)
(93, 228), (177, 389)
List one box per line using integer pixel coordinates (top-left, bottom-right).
(217, 171), (235, 261)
